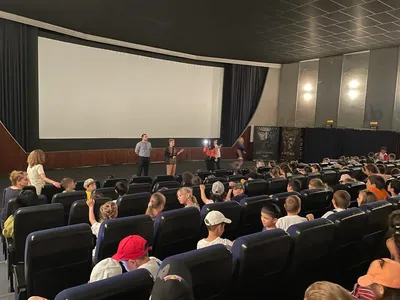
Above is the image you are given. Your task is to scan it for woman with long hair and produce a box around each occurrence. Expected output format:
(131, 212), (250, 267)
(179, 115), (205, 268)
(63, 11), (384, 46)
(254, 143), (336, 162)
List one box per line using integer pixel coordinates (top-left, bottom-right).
(164, 139), (184, 176)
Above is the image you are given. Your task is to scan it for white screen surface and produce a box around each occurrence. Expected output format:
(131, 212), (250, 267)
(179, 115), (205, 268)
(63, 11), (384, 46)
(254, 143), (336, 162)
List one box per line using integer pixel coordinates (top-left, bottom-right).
(38, 37), (224, 139)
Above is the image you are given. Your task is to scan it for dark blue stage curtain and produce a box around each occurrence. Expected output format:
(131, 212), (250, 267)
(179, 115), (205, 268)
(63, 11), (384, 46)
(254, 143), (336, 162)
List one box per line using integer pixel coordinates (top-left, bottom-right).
(0, 18), (37, 150)
(220, 64), (268, 146)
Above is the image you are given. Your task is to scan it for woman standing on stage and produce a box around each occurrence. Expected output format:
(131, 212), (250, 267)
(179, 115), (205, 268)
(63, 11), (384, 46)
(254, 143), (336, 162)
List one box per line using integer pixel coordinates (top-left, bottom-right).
(203, 140), (217, 171)
(214, 140), (223, 170)
(165, 139), (184, 176)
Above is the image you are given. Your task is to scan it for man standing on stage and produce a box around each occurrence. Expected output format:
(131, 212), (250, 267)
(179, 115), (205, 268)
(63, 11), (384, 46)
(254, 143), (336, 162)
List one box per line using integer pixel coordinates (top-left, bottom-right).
(135, 134), (152, 176)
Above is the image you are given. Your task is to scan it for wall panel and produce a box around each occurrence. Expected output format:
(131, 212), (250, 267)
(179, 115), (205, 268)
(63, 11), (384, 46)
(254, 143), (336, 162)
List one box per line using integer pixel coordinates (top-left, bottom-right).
(277, 63), (299, 127)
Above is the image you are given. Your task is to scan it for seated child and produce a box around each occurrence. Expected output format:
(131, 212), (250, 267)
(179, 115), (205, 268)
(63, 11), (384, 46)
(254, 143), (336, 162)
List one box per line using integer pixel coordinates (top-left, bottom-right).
(261, 203), (281, 231)
(287, 179), (302, 193)
(197, 211), (233, 250)
(114, 181), (128, 202)
(305, 281), (354, 300)
(321, 190), (351, 219)
(366, 175), (389, 200)
(388, 179), (400, 197)
(89, 257), (122, 282)
(357, 189), (378, 206)
(276, 195), (309, 231)
(86, 196), (118, 238)
(145, 192), (166, 220)
(112, 235), (162, 279)
(226, 182), (247, 202)
(61, 177), (75, 192)
(84, 178), (97, 200)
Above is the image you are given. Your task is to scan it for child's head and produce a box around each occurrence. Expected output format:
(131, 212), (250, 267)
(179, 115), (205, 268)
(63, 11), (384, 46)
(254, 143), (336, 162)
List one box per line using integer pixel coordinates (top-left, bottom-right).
(27, 149), (45, 167)
(261, 203), (281, 229)
(339, 174), (356, 184)
(191, 175), (202, 186)
(99, 201), (118, 222)
(311, 164), (321, 173)
(204, 211), (232, 237)
(389, 153), (396, 161)
(388, 179), (400, 196)
(388, 211), (400, 252)
(287, 179), (301, 192)
(9, 170), (28, 188)
(182, 172), (194, 185)
(61, 177), (75, 191)
(84, 178), (97, 192)
(149, 192), (166, 210)
(177, 187), (198, 206)
(231, 182), (245, 197)
(308, 178), (326, 190)
(280, 163), (292, 175)
(357, 258), (400, 300)
(284, 195), (301, 215)
(303, 166), (312, 174)
(304, 281), (354, 300)
(364, 164), (379, 175)
(269, 167), (282, 178)
(210, 181), (225, 202)
(357, 189), (378, 206)
(367, 175), (386, 190)
(332, 190), (350, 210)
(368, 152), (375, 158)
(114, 181), (128, 196)
(112, 235), (151, 272)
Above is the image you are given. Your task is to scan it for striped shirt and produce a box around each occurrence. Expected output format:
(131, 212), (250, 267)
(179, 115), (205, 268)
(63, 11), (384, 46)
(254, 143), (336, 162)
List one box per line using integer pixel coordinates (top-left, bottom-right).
(352, 284), (375, 300)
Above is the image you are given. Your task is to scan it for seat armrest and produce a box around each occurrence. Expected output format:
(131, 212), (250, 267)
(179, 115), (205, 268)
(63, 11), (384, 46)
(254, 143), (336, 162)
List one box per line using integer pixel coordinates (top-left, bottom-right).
(12, 263), (26, 293)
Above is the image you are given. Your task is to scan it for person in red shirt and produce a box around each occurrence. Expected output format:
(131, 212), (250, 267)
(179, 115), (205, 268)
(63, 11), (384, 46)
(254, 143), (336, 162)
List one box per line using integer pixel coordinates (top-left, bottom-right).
(375, 147), (388, 161)
(203, 141), (216, 171)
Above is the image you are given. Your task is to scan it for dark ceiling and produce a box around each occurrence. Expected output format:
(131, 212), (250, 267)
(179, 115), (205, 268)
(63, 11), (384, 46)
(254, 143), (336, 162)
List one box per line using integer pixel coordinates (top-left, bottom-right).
(2, 0), (400, 63)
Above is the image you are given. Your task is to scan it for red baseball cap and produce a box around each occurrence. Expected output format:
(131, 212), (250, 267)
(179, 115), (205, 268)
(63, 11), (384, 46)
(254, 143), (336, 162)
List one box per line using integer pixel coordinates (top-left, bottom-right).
(112, 235), (151, 261)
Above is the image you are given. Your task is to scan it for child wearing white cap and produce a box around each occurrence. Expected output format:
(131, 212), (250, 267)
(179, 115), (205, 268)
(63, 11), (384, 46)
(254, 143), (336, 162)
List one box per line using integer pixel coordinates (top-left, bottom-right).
(197, 211), (233, 250)
(89, 257), (122, 282)
(199, 181), (226, 205)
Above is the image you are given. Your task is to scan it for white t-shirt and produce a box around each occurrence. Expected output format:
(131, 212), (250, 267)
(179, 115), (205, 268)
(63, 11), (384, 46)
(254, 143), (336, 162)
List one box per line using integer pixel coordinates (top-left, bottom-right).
(91, 222), (101, 238)
(197, 237), (233, 250)
(27, 164), (45, 194)
(321, 208), (345, 219)
(139, 257), (162, 280)
(276, 215), (307, 232)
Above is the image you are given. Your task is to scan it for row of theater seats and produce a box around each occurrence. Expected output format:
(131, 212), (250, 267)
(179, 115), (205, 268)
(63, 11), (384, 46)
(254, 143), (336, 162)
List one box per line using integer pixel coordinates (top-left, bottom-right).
(11, 197), (395, 300)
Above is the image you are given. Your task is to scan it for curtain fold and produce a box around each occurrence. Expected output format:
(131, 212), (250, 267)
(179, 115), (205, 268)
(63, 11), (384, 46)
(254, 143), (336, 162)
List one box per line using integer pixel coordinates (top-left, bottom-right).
(220, 64), (268, 146)
(0, 18), (30, 150)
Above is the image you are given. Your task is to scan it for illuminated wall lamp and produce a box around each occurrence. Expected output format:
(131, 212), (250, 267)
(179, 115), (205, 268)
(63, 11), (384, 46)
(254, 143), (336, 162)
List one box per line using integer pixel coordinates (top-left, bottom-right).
(304, 93), (312, 101)
(348, 90), (359, 100)
(304, 83), (312, 91)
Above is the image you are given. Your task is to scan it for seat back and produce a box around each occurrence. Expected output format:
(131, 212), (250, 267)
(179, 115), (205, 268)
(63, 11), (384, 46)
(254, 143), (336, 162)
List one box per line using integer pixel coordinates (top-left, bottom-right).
(75, 180), (100, 191)
(94, 215), (154, 264)
(300, 189), (333, 218)
(130, 176), (153, 185)
(321, 170), (338, 185)
(258, 167), (271, 174)
(196, 171), (212, 181)
(153, 207), (200, 260)
(227, 175), (245, 182)
(41, 184), (63, 203)
(200, 202), (242, 240)
(349, 167), (363, 180)
(152, 181), (181, 192)
(165, 245), (232, 300)
(68, 198), (112, 225)
(127, 183), (152, 194)
(240, 196), (278, 235)
(388, 196), (400, 210)
(306, 172), (322, 184)
(244, 179), (268, 197)
(271, 191), (301, 217)
(54, 269), (154, 300)
(153, 175), (175, 186)
(290, 174), (307, 191)
(25, 224), (93, 299)
(52, 191), (87, 224)
(345, 182), (366, 201)
(204, 177), (227, 184)
(95, 187), (118, 200)
(160, 188), (183, 211)
(232, 229), (292, 297)
(5, 198), (18, 218)
(266, 178), (287, 194)
(14, 204), (64, 263)
(102, 178), (127, 188)
(214, 169), (233, 177)
(116, 192), (151, 218)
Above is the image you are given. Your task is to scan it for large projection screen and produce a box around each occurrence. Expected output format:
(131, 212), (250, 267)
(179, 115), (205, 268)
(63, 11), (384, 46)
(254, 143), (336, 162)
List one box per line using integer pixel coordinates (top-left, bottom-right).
(38, 37), (224, 139)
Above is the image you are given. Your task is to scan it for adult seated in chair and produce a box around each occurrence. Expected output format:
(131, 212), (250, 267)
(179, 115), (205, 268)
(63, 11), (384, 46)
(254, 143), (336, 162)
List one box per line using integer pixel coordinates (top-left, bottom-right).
(114, 181), (128, 202)
(226, 182), (247, 202)
(145, 192), (166, 220)
(366, 175), (389, 201)
(2, 190), (38, 238)
(1, 170), (29, 221)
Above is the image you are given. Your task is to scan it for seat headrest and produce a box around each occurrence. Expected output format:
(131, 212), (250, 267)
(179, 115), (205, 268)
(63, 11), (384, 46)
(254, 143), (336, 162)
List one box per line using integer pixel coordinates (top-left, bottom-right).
(102, 215), (152, 230)
(240, 195), (271, 206)
(52, 191), (86, 199)
(173, 244), (231, 267)
(156, 206), (199, 223)
(300, 188), (326, 196)
(271, 191), (301, 200)
(327, 207), (365, 224)
(234, 229), (289, 248)
(120, 192), (151, 201)
(287, 218), (334, 237)
(202, 201), (241, 212)
(360, 200), (392, 213)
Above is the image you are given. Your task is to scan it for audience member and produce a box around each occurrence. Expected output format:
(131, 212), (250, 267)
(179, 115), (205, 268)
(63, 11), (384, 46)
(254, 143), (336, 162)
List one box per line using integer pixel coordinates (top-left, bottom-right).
(84, 178), (97, 200)
(339, 174), (356, 184)
(352, 258), (400, 299)
(322, 158), (330, 164)
(191, 175), (202, 186)
(305, 281), (354, 300)
(27, 149), (61, 195)
(386, 211), (400, 263)
(199, 181), (226, 204)
(261, 203), (280, 231)
(364, 164), (379, 176)
(376, 147), (388, 161)
(389, 153), (396, 162)
(182, 172), (194, 187)
(1, 170), (29, 221)
(145, 192), (166, 220)
(280, 163), (293, 177)
(112, 235), (162, 279)
(2, 190), (38, 238)
(391, 168), (400, 177)
(226, 182), (247, 202)
(308, 178), (327, 190)
(310, 164), (321, 173)
(197, 211), (233, 250)
(367, 152), (376, 164)
(86, 198), (118, 238)
(268, 160), (277, 168)
(256, 160), (265, 168)
(321, 190), (350, 219)
(177, 187), (200, 210)
(61, 177), (75, 192)
(287, 179), (302, 193)
(114, 181), (128, 202)
(357, 189), (378, 207)
(269, 166), (283, 179)
(366, 175), (389, 201)
(89, 257), (122, 282)
(388, 179), (400, 197)
(276, 195), (309, 231)
(298, 165), (312, 175)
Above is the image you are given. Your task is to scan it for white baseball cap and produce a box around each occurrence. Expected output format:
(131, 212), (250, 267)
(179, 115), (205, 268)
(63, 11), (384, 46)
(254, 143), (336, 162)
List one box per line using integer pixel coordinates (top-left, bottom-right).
(204, 211), (231, 226)
(83, 178), (96, 189)
(211, 181), (225, 195)
(90, 258), (122, 282)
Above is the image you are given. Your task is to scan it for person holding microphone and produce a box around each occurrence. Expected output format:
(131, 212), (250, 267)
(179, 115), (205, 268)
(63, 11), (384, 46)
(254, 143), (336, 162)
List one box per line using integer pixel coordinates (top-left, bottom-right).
(164, 139), (185, 176)
(135, 134), (152, 176)
(203, 140), (216, 171)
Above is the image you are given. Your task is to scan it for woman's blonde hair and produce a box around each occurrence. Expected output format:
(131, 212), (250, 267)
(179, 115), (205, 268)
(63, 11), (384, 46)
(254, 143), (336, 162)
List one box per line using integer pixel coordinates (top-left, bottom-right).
(309, 178), (326, 189)
(27, 149), (46, 167)
(178, 187), (198, 205)
(9, 170), (26, 186)
(305, 281), (354, 300)
(99, 201), (118, 221)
